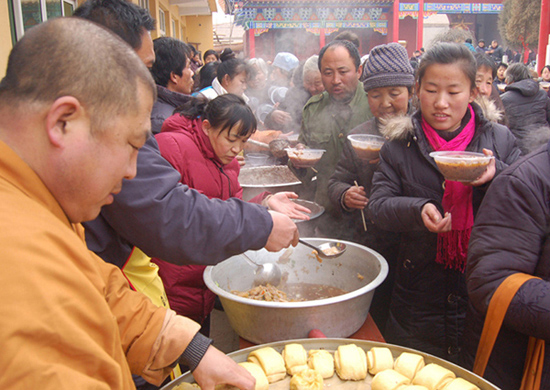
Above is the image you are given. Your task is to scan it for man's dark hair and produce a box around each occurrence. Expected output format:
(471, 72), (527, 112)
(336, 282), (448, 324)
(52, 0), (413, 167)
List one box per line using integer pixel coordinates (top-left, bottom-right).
(334, 31), (360, 48)
(151, 37), (190, 87)
(475, 52), (497, 78)
(318, 39), (361, 71)
(74, 0), (155, 50)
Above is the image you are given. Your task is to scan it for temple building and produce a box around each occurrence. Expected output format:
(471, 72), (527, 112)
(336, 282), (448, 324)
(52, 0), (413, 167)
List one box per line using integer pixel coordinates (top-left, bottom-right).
(227, 0), (504, 59)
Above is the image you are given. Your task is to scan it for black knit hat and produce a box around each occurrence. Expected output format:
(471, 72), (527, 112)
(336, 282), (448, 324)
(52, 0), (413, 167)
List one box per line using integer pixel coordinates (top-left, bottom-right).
(362, 43), (415, 91)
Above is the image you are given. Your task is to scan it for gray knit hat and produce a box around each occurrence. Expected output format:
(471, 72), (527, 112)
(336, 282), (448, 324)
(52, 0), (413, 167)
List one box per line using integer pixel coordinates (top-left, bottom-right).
(362, 43), (415, 91)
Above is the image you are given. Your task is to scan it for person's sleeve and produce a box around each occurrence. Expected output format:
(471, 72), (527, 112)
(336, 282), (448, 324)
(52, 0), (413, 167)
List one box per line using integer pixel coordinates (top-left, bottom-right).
(101, 260), (202, 385)
(493, 124), (522, 174)
(367, 145), (438, 232)
(466, 171), (550, 341)
(328, 142), (358, 213)
(98, 136), (273, 265)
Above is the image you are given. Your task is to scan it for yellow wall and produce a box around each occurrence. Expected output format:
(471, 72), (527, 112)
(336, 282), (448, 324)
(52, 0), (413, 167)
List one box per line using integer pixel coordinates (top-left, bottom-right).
(0, 0), (214, 77)
(0, 0), (13, 78)
(185, 15), (214, 55)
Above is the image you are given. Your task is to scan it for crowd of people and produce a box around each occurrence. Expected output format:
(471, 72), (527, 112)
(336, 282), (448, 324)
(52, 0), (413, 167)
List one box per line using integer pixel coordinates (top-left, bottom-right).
(1, 0), (550, 388)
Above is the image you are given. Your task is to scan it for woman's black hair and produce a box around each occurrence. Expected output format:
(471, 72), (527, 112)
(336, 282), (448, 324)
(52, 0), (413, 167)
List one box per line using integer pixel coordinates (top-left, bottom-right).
(541, 65), (550, 76)
(417, 43), (477, 89)
(217, 58), (249, 84)
(219, 48), (236, 62)
(198, 61), (220, 90)
(174, 94), (257, 137)
(203, 49), (219, 62)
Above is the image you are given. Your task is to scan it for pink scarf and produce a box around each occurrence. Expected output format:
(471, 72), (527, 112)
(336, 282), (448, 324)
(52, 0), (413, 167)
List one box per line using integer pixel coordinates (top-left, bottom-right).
(422, 105), (476, 272)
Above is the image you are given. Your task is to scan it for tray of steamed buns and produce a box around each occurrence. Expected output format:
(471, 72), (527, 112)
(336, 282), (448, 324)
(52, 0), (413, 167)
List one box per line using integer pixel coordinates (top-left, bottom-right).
(161, 339), (498, 390)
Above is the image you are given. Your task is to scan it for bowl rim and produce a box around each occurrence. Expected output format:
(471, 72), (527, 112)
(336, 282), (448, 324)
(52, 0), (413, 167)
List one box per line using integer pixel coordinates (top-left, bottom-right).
(285, 147), (326, 154)
(239, 165), (302, 188)
(290, 199), (325, 222)
(347, 134), (386, 142)
(203, 238), (389, 309)
(429, 151), (493, 160)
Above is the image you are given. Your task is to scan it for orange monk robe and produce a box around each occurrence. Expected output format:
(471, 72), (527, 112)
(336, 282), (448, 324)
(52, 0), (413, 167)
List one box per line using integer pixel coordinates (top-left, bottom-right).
(0, 140), (200, 389)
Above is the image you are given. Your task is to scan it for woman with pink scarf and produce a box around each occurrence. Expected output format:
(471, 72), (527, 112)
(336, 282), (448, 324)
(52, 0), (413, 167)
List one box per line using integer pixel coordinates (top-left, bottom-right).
(367, 43), (521, 363)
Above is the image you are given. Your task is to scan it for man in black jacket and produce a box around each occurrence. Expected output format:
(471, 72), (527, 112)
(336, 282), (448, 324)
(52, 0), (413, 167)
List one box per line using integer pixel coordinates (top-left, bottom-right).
(150, 37), (195, 134)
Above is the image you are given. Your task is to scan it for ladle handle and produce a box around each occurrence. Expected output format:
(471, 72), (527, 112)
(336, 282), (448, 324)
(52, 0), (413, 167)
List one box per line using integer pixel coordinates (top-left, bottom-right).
(298, 239), (320, 252)
(241, 253), (259, 267)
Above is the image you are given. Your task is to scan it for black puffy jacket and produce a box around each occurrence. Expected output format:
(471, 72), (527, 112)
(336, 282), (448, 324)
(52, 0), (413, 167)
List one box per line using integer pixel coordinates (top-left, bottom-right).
(367, 103), (521, 363)
(501, 78), (550, 154)
(327, 118), (400, 334)
(461, 143), (550, 390)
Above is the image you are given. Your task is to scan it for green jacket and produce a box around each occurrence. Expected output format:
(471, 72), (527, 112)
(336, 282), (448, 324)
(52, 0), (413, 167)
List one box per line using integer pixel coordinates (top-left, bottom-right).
(298, 83), (372, 212)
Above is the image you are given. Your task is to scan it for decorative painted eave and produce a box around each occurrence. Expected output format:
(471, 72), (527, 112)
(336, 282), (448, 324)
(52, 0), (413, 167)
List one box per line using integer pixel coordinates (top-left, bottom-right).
(235, 0), (392, 6)
(234, 0), (392, 32)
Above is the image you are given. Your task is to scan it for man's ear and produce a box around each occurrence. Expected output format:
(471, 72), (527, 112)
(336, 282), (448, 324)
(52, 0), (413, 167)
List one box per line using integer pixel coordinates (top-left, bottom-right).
(169, 71), (180, 86)
(45, 96), (83, 147)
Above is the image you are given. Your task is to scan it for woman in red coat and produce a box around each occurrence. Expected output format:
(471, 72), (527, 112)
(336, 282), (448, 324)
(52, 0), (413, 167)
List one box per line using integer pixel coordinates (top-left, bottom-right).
(153, 94), (309, 332)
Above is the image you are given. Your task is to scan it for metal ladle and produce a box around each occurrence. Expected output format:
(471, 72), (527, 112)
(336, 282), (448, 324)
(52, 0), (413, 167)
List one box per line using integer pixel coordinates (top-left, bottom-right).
(298, 239), (347, 259)
(241, 253), (282, 286)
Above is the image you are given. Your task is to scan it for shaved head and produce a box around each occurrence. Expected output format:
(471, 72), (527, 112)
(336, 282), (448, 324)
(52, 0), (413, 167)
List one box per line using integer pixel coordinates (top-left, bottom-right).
(0, 17), (156, 132)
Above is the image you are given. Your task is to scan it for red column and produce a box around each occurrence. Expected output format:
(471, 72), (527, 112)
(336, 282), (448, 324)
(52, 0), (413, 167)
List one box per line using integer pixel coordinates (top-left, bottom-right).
(393, 0), (400, 42)
(320, 28), (326, 49)
(417, 0), (424, 49)
(538, 0), (550, 73)
(248, 29), (256, 58)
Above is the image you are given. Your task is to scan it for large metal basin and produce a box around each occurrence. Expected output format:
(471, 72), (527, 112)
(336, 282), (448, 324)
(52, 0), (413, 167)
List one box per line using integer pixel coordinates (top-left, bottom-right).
(161, 338), (499, 390)
(239, 165), (302, 201)
(203, 238), (388, 344)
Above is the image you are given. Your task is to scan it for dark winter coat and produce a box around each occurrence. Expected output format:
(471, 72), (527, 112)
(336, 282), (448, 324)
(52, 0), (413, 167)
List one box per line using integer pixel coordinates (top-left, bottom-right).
(150, 85), (192, 134)
(327, 118), (400, 333)
(152, 114), (266, 323)
(501, 78), (550, 154)
(367, 103), (521, 363)
(461, 142), (550, 390)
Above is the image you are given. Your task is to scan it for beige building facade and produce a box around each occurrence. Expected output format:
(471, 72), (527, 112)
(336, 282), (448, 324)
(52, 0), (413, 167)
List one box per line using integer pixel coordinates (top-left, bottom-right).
(0, 0), (216, 78)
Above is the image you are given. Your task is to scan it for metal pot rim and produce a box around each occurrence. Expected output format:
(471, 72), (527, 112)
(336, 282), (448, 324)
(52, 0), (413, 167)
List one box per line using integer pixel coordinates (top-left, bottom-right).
(204, 238), (389, 309)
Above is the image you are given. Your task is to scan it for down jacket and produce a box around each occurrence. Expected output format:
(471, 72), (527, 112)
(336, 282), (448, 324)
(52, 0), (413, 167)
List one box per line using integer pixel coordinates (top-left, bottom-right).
(150, 85), (192, 134)
(367, 103), (521, 363)
(153, 114), (266, 323)
(501, 78), (550, 154)
(461, 142), (550, 390)
(327, 118), (400, 334)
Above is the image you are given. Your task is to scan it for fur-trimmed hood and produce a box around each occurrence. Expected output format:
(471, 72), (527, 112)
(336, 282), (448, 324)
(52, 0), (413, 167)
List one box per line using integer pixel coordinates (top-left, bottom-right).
(378, 95), (503, 141)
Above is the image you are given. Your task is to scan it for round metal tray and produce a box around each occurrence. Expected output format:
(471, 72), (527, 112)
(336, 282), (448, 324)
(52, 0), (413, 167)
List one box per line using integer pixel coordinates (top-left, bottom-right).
(290, 199), (324, 223)
(160, 338), (499, 390)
